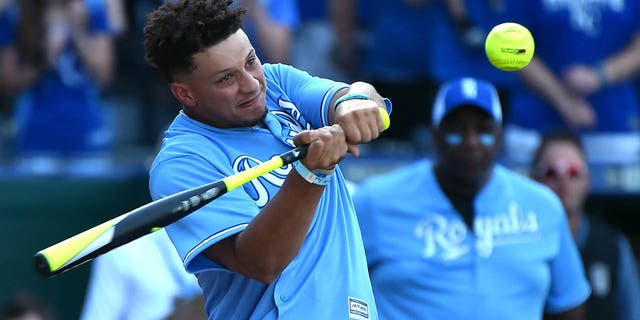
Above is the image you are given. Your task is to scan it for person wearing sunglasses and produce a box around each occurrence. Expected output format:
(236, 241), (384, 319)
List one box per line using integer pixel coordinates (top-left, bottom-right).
(531, 130), (640, 320)
(352, 77), (590, 320)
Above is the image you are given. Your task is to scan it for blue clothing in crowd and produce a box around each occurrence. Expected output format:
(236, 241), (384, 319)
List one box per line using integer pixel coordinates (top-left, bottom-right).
(361, 1), (434, 82)
(0, 0), (113, 155)
(238, 0), (300, 62)
(501, 0), (640, 133)
(427, 0), (517, 89)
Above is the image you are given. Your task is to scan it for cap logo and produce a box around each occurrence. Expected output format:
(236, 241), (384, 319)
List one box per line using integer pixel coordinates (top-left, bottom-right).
(431, 77), (502, 127)
(461, 78), (479, 99)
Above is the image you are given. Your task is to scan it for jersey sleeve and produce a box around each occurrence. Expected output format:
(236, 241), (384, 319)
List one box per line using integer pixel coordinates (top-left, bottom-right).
(544, 211), (591, 313)
(264, 63), (348, 128)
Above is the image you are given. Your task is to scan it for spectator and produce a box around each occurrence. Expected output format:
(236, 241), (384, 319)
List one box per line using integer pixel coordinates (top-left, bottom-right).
(2, 290), (55, 320)
(80, 230), (202, 320)
(352, 77), (590, 320)
(235, 0), (299, 64)
(331, 0), (435, 143)
(0, 0), (120, 176)
(531, 130), (640, 320)
(428, 0), (517, 99)
(290, 0), (352, 82)
(499, 0), (640, 164)
(113, 0), (178, 147)
(330, 0), (514, 149)
(423, 0), (518, 152)
(144, 0), (390, 318)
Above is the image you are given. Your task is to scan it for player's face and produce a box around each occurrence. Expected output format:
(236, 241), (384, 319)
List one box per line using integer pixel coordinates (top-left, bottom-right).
(434, 106), (501, 185)
(534, 141), (590, 216)
(171, 29), (267, 128)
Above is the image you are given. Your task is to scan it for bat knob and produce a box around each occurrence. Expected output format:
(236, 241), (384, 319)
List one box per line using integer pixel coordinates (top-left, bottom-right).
(34, 253), (54, 278)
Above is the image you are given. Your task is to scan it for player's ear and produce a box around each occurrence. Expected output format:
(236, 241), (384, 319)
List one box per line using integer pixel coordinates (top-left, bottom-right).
(170, 82), (196, 107)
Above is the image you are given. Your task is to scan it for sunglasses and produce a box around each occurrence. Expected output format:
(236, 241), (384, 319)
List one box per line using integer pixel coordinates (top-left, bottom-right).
(534, 162), (586, 180)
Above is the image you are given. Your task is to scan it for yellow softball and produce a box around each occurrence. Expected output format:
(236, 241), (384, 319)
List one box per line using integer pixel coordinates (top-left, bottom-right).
(485, 22), (535, 71)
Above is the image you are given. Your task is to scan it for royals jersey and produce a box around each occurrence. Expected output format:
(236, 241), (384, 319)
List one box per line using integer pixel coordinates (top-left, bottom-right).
(149, 64), (381, 320)
(352, 160), (590, 320)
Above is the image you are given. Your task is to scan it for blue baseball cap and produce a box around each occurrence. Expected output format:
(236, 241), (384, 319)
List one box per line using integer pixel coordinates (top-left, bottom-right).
(431, 77), (502, 128)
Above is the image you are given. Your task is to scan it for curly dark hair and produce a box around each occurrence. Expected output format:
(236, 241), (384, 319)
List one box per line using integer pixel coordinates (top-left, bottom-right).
(143, 0), (247, 82)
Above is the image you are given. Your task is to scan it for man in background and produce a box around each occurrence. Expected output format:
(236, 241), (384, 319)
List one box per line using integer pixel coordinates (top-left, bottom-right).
(353, 77), (590, 320)
(531, 130), (640, 320)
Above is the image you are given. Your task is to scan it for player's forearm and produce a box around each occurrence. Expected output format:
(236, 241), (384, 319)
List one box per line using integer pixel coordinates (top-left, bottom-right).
(348, 81), (387, 108)
(205, 172), (325, 284)
(329, 82), (386, 123)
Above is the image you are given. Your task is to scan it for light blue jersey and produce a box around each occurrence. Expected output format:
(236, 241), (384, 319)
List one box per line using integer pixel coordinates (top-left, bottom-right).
(353, 160), (590, 320)
(150, 64), (378, 320)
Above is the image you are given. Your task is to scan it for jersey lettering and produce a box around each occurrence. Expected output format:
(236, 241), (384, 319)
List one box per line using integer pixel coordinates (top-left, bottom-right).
(233, 155), (291, 208)
(415, 201), (540, 259)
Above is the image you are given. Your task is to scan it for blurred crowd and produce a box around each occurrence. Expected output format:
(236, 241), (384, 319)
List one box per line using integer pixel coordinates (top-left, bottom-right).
(1, 0), (640, 319)
(1, 0), (640, 175)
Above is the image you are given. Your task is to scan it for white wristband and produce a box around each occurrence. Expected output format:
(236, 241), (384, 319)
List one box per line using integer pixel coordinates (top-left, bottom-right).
(294, 161), (334, 186)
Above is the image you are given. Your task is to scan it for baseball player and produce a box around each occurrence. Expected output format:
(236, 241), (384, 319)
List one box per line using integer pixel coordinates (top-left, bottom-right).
(144, 0), (391, 318)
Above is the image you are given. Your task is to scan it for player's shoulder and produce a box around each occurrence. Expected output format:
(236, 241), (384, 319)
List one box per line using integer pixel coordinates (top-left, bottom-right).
(159, 132), (214, 161)
(263, 63), (312, 82)
(262, 63), (294, 76)
(161, 113), (223, 147)
(151, 116), (228, 172)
